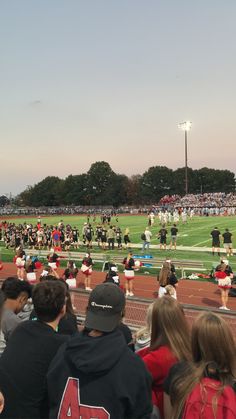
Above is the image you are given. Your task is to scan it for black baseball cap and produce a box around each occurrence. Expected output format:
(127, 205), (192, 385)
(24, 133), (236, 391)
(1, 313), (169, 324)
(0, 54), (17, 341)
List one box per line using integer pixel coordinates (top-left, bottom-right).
(85, 283), (125, 332)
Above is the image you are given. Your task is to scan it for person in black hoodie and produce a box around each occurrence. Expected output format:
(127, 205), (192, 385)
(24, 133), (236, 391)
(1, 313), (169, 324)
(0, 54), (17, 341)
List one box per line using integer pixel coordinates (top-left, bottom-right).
(0, 281), (68, 419)
(47, 283), (152, 419)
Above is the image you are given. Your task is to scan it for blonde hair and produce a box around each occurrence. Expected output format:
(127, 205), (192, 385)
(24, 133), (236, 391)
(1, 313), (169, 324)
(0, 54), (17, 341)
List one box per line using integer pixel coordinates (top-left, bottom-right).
(150, 297), (191, 361)
(165, 285), (176, 297)
(158, 262), (171, 287)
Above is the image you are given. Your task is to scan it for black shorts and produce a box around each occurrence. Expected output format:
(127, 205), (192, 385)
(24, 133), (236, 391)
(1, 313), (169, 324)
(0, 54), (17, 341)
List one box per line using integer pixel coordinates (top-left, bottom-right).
(124, 235), (130, 244)
(160, 237), (166, 244)
(212, 241), (220, 247)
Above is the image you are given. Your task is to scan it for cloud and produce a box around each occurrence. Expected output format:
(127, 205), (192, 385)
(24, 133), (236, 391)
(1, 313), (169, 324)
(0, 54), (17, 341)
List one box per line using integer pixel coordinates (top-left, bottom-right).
(29, 100), (42, 106)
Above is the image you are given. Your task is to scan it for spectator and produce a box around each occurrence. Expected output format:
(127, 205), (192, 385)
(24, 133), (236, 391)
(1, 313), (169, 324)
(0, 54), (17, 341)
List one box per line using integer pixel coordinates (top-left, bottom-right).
(47, 283), (152, 419)
(32, 276), (78, 335)
(164, 312), (236, 418)
(138, 297), (190, 418)
(1, 277), (32, 346)
(157, 262), (178, 298)
(103, 264), (120, 287)
(0, 281), (68, 419)
(0, 291), (5, 410)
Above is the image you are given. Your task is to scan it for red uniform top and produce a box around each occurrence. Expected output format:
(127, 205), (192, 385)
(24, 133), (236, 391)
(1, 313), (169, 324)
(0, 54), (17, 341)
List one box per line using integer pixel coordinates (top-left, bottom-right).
(138, 345), (177, 416)
(52, 230), (61, 240)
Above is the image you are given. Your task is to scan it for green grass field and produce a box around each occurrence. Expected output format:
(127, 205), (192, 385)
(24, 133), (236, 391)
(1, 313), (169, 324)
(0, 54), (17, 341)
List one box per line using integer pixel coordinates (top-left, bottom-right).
(1, 214), (236, 273)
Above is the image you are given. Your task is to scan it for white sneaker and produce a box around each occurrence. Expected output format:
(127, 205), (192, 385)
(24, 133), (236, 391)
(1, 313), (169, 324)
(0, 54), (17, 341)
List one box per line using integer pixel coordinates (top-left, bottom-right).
(219, 306), (225, 310)
(129, 292), (134, 297)
(224, 307), (230, 310)
(87, 287), (92, 291)
(126, 292), (130, 297)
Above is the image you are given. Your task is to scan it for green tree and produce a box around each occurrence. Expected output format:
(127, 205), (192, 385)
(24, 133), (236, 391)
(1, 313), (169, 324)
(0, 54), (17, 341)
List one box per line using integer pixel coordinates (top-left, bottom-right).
(140, 166), (173, 203)
(18, 177), (63, 206)
(62, 174), (88, 205)
(86, 161), (116, 205)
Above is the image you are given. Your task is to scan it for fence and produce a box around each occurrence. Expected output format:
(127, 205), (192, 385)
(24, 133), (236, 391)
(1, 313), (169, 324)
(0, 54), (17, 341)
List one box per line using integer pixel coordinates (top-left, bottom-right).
(71, 290), (236, 335)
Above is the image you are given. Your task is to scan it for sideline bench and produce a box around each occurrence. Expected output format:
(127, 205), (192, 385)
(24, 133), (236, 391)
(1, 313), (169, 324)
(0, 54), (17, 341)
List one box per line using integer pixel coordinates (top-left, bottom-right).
(23, 249), (206, 277)
(107, 256), (206, 277)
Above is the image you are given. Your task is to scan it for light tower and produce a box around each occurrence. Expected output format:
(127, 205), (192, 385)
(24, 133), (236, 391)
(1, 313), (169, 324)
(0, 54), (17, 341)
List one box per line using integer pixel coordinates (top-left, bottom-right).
(178, 121), (192, 194)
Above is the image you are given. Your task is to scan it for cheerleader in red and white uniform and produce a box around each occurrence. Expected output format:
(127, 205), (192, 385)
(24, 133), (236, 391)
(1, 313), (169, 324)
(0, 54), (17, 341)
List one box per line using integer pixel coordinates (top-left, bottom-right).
(14, 249), (26, 280)
(81, 253), (93, 291)
(214, 263), (231, 310)
(123, 252), (135, 297)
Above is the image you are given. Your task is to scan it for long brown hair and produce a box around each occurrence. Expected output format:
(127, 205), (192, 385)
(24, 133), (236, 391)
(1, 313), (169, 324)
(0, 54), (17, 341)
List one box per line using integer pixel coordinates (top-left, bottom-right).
(158, 262), (171, 286)
(170, 312), (236, 419)
(150, 297), (191, 361)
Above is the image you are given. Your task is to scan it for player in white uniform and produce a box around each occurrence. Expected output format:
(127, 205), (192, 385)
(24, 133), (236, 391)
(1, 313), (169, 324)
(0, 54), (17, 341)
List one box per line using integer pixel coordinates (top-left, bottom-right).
(173, 210), (179, 223)
(182, 210), (187, 224)
(190, 209), (194, 220)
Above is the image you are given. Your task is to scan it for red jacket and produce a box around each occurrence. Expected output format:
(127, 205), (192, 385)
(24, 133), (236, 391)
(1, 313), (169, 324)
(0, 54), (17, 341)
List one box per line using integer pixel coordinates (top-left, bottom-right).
(138, 345), (177, 416)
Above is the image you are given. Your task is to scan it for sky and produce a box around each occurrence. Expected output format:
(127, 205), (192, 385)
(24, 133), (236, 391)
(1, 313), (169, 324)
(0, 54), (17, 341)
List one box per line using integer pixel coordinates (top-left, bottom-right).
(1, 0), (236, 195)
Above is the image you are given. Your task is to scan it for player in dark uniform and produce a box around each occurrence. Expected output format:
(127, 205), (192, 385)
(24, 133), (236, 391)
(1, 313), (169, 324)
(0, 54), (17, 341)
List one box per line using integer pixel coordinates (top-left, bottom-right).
(210, 227), (221, 256)
(72, 227), (79, 249)
(169, 224), (178, 250)
(101, 227), (107, 250)
(116, 227), (122, 250)
(222, 228), (233, 257)
(95, 225), (102, 248)
(158, 226), (168, 250)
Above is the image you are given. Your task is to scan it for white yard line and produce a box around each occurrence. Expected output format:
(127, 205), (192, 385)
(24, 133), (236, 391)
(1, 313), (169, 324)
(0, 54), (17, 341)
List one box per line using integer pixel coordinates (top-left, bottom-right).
(193, 227), (236, 247)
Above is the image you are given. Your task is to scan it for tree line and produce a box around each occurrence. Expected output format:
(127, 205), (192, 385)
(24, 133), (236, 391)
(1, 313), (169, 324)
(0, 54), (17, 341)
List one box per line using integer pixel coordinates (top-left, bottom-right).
(15, 161), (236, 207)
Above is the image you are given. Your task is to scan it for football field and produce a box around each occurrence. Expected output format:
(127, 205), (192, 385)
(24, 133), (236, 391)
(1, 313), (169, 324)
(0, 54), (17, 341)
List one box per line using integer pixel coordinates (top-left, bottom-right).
(1, 214), (236, 271)
(3, 214), (236, 247)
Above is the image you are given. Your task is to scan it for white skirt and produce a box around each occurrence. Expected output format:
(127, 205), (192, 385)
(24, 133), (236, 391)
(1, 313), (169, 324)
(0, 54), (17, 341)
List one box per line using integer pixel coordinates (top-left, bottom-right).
(124, 270), (134, 280)
(66, 278), (77, 289)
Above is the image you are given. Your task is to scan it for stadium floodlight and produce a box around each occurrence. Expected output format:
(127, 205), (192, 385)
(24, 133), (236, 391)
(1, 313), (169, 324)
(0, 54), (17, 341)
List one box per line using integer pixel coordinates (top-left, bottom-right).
(178, 121), (192, 194)
(178, 121), (192, 131)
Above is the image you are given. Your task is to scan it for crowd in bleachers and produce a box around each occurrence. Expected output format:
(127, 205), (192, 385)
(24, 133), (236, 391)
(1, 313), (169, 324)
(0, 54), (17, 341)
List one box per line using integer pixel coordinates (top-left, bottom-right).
(159, 192), (236, 209)
(0, 275), (235, 418)
(1, 193), (236, 218)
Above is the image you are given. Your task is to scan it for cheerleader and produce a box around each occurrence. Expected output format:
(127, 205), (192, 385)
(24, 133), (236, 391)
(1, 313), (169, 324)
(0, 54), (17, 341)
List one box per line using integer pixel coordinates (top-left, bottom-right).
(123, 252), (135, 297)
(104, 264), (120, 287)
(63, 260), (78, 290)
(214, 263), (231, 310)
(81, 252), (93, 291)
(47, 249), (60, 271)
(15, 248), (26, 280)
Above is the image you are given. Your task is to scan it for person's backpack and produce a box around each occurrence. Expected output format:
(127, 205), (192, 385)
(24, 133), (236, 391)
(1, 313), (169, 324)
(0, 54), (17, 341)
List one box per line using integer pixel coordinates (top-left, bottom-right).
(229, 287), (236, 297)
(141, 233), (146, 241)
(182, 378), (236, 419)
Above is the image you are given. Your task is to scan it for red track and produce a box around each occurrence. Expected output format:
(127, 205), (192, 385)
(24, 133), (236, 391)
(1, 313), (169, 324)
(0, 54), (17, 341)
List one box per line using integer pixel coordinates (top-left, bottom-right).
(1, 262), (236, 311)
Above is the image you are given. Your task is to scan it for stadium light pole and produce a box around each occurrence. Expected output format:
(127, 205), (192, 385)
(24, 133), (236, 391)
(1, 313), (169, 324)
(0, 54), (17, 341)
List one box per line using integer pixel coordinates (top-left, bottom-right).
(178, 121), (192, 194)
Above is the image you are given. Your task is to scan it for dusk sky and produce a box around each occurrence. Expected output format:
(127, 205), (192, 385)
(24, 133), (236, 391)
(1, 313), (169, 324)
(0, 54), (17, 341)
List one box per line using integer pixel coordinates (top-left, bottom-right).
(1, 0), (236, 195)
